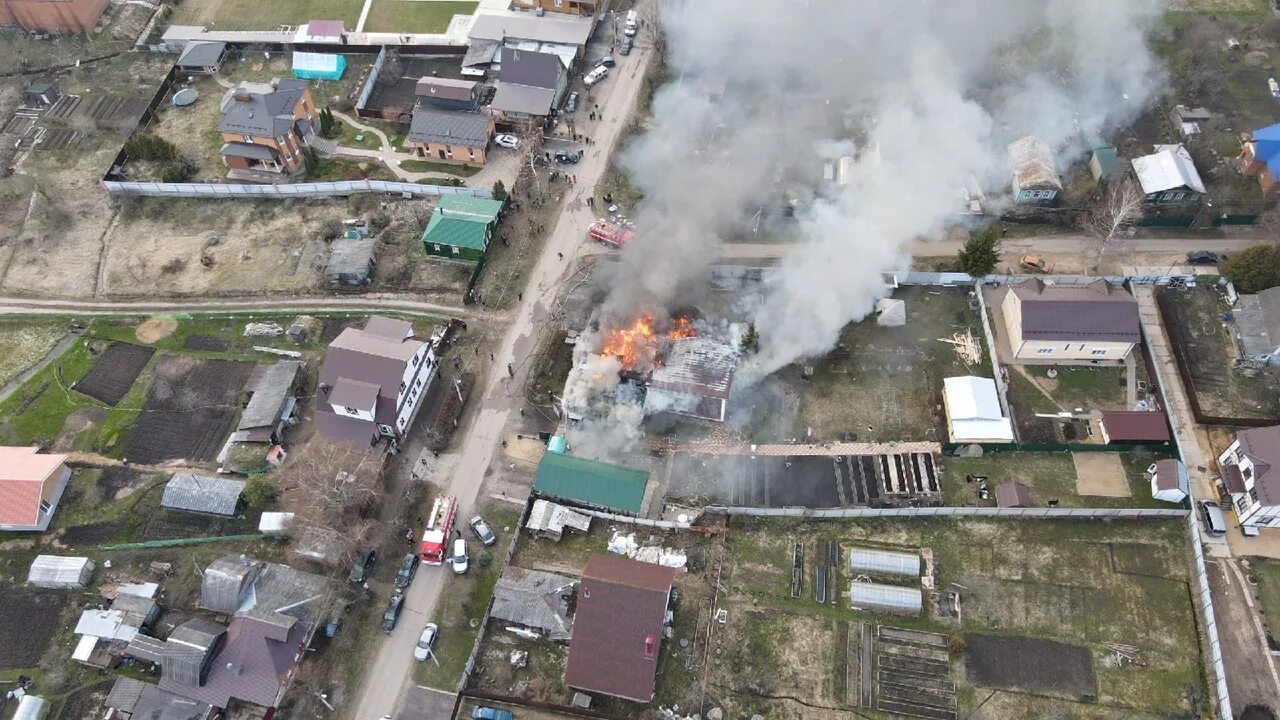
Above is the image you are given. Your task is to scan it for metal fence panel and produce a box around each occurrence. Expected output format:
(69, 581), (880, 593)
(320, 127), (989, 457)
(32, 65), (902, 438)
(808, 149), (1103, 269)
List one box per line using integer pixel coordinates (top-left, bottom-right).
(356, 46), (387, 112)
(101, 179), (491, 200)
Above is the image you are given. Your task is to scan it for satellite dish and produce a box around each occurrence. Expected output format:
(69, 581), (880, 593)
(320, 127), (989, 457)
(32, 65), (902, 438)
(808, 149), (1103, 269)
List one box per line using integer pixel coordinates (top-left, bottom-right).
(172, 88), (199, 107)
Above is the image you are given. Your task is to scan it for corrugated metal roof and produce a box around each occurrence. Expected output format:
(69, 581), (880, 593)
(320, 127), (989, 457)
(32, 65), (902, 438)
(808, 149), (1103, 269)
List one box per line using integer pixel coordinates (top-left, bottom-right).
(491, 567), (576, 640)
(27, 555), (93, 588)
(1011, 279), (1140, 343)
(849, 581), (922, 615)
(648, 338), (737, 400)
(238, 361), (302, 431)
(1253, 123), (1280, 177)
(526, 499), (591, 539)
(994, 481), (1033, 508)
(162, 618), (226, 687)
(848, 548), (921, 578)
(124, 634), (168, 663)
(1152, 459), (1189, 493)
(406, 108), (491, 147)
(1008, 135), (1061, 191)
(534, 452), (649, 514)
(1101, 410), (1171, 442)
(177, 41), (225, 68)
(490, 82), (556, 116)
(202, 557), (259, 614)
(106, 677), (149, 713)
(162, 474), (245, 516)
(1132, 144), (1205, 194)
(469, 11), (593, 46)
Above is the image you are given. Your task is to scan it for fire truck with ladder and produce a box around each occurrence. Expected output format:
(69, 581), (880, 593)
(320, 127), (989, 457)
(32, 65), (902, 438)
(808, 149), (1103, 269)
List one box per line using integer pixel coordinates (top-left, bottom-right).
(587, 218), (635, 248)
(420, 496), (457, 565)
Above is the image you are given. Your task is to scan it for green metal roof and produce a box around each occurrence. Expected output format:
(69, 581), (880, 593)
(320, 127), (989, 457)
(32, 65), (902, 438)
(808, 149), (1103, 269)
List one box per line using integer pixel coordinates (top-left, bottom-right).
(533, 452), (649, 515)
(419, 196), (503, 251)
(1093, 147), (1118, 177)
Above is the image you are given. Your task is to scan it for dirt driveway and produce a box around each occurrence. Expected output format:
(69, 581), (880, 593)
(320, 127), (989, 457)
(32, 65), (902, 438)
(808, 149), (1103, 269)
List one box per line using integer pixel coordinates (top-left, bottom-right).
(1208, 557), (1280, 717)
(1072, 452), (1130, 497)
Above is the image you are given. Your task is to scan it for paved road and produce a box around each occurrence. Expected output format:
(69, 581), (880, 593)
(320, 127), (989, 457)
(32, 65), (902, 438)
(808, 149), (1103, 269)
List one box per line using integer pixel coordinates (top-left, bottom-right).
(719, 235), (1271, 260)
(345, 35), (658, 720)
(0, 295), (478, 319)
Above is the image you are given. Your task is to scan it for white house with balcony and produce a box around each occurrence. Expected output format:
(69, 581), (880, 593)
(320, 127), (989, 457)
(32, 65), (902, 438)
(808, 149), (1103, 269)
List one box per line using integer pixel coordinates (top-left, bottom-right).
(1218, 425), (1280, 528)
(315, 317), (438, 447)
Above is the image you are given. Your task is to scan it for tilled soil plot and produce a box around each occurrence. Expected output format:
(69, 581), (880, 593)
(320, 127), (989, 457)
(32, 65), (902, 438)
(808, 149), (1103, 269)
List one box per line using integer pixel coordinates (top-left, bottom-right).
(182, 335), (230, 352)
(964, 634), (1096, 697)
(122, 356), (253, 464)
(53, 679), (113, 720)
(0, 583), (66, 668)
(72, 343), (155, 405)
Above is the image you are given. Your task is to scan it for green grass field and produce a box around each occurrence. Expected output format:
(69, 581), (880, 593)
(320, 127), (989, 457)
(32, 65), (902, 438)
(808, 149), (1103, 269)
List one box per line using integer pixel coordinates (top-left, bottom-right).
(399, 159), (482, 176)
(171, 0), (364, 29)
(363, 0), (479, 34)
(942, 451), (1173, 509)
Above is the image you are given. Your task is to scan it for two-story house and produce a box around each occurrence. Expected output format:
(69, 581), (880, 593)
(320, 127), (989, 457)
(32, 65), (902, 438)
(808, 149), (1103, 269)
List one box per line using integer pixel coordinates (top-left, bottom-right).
(1008, 135), (1062, 206)
(1218, 425), (1280, 528)
(509, 0), (597, 15)
(1239, 123), (1280, 197)
(1000, 279), (1140, 363)
(490, 49), (567, 123)
(416, 77), (480, 112)
(217, 79), (317, 176)
(0, 446), (71, 531)
(315, 317), (438, 446)
(1132, 144), (1205, 205)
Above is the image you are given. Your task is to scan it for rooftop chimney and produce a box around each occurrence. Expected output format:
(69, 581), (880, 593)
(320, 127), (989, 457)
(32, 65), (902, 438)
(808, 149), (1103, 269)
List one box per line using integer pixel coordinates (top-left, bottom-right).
(233, 91), (251, 102)
(643, 634), (656, 659)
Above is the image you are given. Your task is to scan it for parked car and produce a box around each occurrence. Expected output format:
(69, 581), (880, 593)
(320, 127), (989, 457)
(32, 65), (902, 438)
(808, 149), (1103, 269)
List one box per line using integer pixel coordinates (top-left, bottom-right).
(413, 623), (439, 662)
(395, 553), (420, 589)
(595, 55), (615, 68)
(348, 549), (377, 583)
(494, 134), (520, 149)
(470, 516), (497, 546)
(624, 9), (638, 36)
(565, 91), (579, 113)
(584, 65), (609, 87)
(1186, 250), (1219, 265)
(1019, 255), (1054, 274)
(619, 37), (633, 55)
(324, 597), (352, 638)
(553, 149), (580, 164)
(380, 592), (405, 631)
(472, 707), (513, 720)
(451, 537), (469, 575)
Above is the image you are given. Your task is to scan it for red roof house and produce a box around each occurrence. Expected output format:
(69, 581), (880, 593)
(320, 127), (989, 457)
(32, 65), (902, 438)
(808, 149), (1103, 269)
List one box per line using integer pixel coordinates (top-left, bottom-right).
(1100, 410), (1171, 444)
(0, 446), (71, 531)
(565, 554), (676, 703)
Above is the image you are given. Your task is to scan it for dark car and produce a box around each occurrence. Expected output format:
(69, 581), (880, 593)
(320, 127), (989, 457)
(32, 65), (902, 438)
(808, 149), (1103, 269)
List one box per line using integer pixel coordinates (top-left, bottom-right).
(469, 516), (497, 546)
(595, 55), (615, 68)
(348, 549), (377, 583)
(1186, 250), (1219, 265)
(381, 592), (405, 631)
(324, 597), (352, 638)
(395, 553), (420, 589)
(471, 707), (513, 720)
(619, 36), (633, 55)
(553, 149), (580, 164)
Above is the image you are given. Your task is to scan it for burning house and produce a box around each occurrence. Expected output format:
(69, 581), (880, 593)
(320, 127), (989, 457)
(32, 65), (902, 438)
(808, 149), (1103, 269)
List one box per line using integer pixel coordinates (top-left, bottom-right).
(562, 314), (740, 427)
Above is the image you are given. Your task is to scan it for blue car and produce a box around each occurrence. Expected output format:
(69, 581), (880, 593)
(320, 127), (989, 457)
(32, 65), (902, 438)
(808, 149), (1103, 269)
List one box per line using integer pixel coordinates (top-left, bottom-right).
(472, 707), (513, 720)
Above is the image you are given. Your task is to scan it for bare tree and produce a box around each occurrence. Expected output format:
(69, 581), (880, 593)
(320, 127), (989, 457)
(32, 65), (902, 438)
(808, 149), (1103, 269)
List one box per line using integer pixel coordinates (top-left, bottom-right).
(1086, 176), (1145, 272)
(282, 439), (386, 569)
(1256, 202), (1280, 235)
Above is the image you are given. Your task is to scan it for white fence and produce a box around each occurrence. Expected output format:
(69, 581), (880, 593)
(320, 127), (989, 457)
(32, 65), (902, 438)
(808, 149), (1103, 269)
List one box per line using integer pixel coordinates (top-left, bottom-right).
(704, 506), (1188, 519)
(101, 179), (491, 199)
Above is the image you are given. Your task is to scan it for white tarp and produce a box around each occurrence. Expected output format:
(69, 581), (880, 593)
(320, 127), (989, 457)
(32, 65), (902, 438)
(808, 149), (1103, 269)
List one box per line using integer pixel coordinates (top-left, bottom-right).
(875, 298), (906, 326)
(943, 376), (1014, 443)
(71, 635), (99, 662)
(27, 555), (94, 589)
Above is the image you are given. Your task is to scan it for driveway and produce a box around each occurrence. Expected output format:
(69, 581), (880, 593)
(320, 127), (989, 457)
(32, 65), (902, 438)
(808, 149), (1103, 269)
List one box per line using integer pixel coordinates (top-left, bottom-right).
(347, 25), (658, 720)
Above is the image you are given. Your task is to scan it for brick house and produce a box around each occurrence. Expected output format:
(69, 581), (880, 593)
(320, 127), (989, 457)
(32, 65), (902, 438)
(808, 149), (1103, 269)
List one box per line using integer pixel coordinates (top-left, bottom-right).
(509, 0), (598, 15)
(405, 108), (494, 165)
(1239, 123), (1280, 197)
(415, 77), (480, 112)
(1218, 425), (1280, 528)
(0, 446), (72, 531)
(217, 79), (317, 176)
(0, 0), (108, 33)
(1000, 279), (1140, 362)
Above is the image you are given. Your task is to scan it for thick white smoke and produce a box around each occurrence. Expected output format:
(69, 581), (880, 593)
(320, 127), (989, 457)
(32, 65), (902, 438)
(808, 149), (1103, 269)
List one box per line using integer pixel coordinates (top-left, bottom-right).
(609, 0), (1164, 379)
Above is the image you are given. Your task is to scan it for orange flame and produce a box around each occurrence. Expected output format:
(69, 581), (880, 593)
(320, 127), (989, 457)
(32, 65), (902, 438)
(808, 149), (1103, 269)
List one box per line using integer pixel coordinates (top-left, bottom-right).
(600, 314), (695, 370)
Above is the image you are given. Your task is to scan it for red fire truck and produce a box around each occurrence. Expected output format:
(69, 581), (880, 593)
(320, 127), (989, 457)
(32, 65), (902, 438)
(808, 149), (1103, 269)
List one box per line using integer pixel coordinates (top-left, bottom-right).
(420, 496), (457, 565)
(587, 218), (635, 248)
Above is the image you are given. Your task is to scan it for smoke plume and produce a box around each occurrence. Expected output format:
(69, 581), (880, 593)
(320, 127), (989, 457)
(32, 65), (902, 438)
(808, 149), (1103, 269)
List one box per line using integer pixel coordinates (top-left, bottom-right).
(609, 0), (1164, 379)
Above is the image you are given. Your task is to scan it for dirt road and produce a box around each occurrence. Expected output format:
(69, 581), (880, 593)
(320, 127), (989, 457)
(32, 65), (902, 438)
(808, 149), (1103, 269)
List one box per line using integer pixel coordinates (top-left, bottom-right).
(0, 294), (479, 320)
(345, 36), (658, 720)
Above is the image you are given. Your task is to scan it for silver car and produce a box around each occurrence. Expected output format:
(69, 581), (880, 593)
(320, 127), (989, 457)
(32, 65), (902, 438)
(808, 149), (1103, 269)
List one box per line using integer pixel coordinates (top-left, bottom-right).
(413, 623), (438, 662)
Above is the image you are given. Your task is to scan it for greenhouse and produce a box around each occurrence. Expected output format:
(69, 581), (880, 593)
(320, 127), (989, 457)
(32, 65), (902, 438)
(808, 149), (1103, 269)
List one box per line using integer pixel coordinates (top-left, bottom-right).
(293, 52), (346, 81)
(849, 581), (923, 616)
(27, 555), (95, 589)
(848, 547), (921, 579)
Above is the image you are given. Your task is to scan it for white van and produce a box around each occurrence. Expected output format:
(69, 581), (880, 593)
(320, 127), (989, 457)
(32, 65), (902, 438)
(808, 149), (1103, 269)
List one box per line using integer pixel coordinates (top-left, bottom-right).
(451, 537), (469, 574)
(1200, 500), (1227, 537)
(624, 9), (638, 36)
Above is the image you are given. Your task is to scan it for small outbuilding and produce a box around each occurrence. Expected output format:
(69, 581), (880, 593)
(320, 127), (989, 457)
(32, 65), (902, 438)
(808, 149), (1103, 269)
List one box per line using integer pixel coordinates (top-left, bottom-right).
(942, 376), (1014, 443)
(875, 298), (906, 327)
(1133, 144), (1205, 204)
(258, 511), (295, 536)
(161, 474), (245, 517)
(994, 481), (1033, 508)
(326, 234), (377, 285)
(849, 581), (922, 616)
(1148, 459), (1190, 504)
(420, 195), (505, 261)
(525, 499), (592, 541)
(1089, 147), (1118, 183)
(490, 567), (577, 641)
(848, 548), (921, 579)
(176, 41), (227, 75)
(1099, 410), (1171, 445)
(293, 52), (346, 81)
(13, 695), (47, 720)
(28, 555), (95, 589)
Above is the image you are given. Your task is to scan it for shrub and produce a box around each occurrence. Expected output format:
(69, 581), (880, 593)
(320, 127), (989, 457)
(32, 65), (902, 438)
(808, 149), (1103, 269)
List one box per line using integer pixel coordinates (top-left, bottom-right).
(123, 133), (179, 163)
(243, 475), (278, 509)
(159, 257), (187, 274)
(1220, 244), (1280, 293)
(492, 179), (508, 202)
(957, 224), (1001, 277)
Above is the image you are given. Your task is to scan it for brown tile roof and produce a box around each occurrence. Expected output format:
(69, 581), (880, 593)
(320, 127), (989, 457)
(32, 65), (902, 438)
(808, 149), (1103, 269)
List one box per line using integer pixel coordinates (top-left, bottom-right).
(1011, 279), (1140, 343)
(315, 317), (426, 443)
(1101, 411), (1171, 443)
(1153, 459), (1187, 492)
(1239, 425), (1280, 504)
(1222, 463), (1247, 494)
(994, 481), (1032, 508)
(565, 554), (676, 702)
(415, 77), (477, 101)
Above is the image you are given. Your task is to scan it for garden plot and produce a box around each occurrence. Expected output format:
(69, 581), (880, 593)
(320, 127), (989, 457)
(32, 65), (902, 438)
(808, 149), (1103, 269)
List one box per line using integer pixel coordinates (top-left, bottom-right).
(965, 634), (1095, 697)
(71, 342), (154, 405)
(0, 319), (66, 388)
(121, 355), (254, 464)
(0, 583), (66, 669)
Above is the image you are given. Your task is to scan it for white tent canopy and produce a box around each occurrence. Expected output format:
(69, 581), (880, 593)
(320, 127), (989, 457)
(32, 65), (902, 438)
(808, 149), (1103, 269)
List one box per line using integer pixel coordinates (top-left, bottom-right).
(943, 376), (1014, 443)
(27, 555), (95, 589)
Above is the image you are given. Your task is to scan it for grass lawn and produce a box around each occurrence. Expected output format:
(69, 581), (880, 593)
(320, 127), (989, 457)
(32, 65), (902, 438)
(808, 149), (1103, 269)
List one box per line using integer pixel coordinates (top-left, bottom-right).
(363, 0), (479, 33)
(0, 319), (68, 389)
(306, 155), (399, 182)
(942, 451), (1172, 508)
(0, 339), (97, 446)
(399, 159), (482, 177)
(1019, 365), (1128, 412)
(1254, 561), (1280, 638)
(335, 122), (383, 151)
(171, 0), (364, 29)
